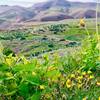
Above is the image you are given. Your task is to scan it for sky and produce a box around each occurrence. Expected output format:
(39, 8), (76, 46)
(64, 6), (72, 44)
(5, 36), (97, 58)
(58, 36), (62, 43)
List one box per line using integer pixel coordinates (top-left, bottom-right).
(0, 0), (96, 7)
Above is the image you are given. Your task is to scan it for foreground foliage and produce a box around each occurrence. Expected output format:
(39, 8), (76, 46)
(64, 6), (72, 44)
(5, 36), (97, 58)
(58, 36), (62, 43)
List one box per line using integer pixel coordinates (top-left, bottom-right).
(0, 35), (100, 99)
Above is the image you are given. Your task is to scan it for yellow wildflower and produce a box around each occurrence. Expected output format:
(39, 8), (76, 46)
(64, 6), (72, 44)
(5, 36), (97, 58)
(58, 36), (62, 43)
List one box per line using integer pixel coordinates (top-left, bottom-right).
(40, 85), (45, 90)
(70, 74), (75, 78)
(66, 79), (73, 88)
(98, 97), (100, 100)
(47, 66), (56, 71)
(89, 75), (94, 79)
(62, 94), (66, 99)
(79, 18), (85, 27)
(6, 72), (13, 77)
(87, 70), (92, 74)
(77, 83), (82, 89)
(77, 76), (83, 80)
(21, 56), (29, 64)
(45, 94), (51, 99)
(32, 72), (36, 76)
(77, 70), (81, 74)
(0, 42), (3, 53)
(82, 97), (87, 100)
(97, 82), (100, 86)
(5, 58), (13, 66)
(82, 72), (87, 76)
(78, 79), (82, 83)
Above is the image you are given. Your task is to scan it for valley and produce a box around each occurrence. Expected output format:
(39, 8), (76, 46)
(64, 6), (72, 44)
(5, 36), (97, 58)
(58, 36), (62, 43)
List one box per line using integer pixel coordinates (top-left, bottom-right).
(0, 18), (99, 58)
(0, 0), (100, 99)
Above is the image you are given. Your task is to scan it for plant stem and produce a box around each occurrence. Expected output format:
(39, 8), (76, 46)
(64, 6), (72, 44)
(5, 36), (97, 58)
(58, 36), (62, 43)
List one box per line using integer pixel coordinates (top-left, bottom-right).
(96, 0), (99, 41)
(85, 26), (90, 38)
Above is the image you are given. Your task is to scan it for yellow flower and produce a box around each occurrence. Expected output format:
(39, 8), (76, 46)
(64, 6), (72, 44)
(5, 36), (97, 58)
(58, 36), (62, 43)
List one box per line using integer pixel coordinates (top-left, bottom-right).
(77, 76), (83, 80)
(70, 74), (75, 78)
(45, 94), (51, 99)
(6, 72), (13, 77)
(89, 75), (94, 79)
(82, 97), (87, 100)
(40, 85), (45, 90)
(79, 18), (85, 27)
(82, 72), (87, 76)
(98, 97), (100, 100)
(0, 42), (3, 53)
(5, 58), (13, 66)
(62, 94), (66, 99)
(66, 79), (73, 88)
(87, 70), (92, 74)
(77, 83), (82, 89)
(47, 66), (56, 71)
(21, 56), (29, 64)
(32, 72), (36, 76)
(97, 82), (100, 86)
(78, 79), (82, 83)
(77, 70), (81, 74)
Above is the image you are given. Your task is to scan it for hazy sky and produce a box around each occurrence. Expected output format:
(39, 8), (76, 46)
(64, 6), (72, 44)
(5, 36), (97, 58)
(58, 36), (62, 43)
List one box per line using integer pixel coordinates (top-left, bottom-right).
(0, 0), (96, 7)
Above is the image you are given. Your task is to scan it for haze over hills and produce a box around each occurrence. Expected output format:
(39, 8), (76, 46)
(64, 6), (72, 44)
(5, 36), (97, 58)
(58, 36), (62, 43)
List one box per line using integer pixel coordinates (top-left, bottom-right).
(0, 0), (100, 29)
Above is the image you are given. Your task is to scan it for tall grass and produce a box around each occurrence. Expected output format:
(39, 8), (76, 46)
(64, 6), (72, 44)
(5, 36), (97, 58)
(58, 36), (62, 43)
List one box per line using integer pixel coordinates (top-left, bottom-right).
(96, 0), (99, 39)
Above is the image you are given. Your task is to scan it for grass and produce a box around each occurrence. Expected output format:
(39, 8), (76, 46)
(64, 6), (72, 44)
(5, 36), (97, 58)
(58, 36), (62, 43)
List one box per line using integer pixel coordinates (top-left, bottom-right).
(0, 18), (100, 99)
(0, 44), (100, 99)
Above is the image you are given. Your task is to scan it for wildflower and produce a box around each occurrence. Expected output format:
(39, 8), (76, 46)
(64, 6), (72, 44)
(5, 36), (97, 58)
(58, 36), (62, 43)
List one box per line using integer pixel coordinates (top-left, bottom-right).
(77, 76), (83, 80)
(32, 72), (36, 76)
(77, 70), (81, 74)
(40, 85), (45, 90)
(89, 75), (94, 79)
(45, 94), (51, 99)
(82, 97), (87, 100)
(79, 18), (85, 27)
(21, 56), (29, 64)
(77, 83), (82, 89)
(47, 66), (56, 71)
(70, 74), (75, 78)
(97, 82), (100, 86)
(78, 79), (82, 83)
(66, 79), (73, 88)
(62, 94), (66, 99)
(82, 72), (87, 76)
(98, 97), (100, 100)
(87, 70), (92, 74)
(6, 72), (13, 77)
(5, 58), (13, 66)
(0, 42), (3, 53)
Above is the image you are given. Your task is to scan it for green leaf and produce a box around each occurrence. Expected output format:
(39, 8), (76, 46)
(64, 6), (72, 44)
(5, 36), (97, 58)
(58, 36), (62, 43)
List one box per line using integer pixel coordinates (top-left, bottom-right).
(19, 82), (29, 98)
(13, 63), (35, 72)
(24, 74), (40, 86)
(29, 92), (41, 100)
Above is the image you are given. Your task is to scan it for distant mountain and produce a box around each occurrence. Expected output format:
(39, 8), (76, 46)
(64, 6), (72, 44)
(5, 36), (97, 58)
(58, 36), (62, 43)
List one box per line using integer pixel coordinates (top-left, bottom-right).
(31, 0), (71, 12)
(71, 9), (100, 18)
(28, 0), (100, 21)
(0, 5), (35, 22)
(0, 0), (100, 29)
(28, 0), (71, 21)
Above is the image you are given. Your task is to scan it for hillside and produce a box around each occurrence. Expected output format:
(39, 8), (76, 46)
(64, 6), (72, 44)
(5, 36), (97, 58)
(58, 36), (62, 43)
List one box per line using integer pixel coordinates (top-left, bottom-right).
(0, 0), (100, 99)
(0, 18), (100, 100)
(0, 6), (35, 22)
(0, 0), (100, 29)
